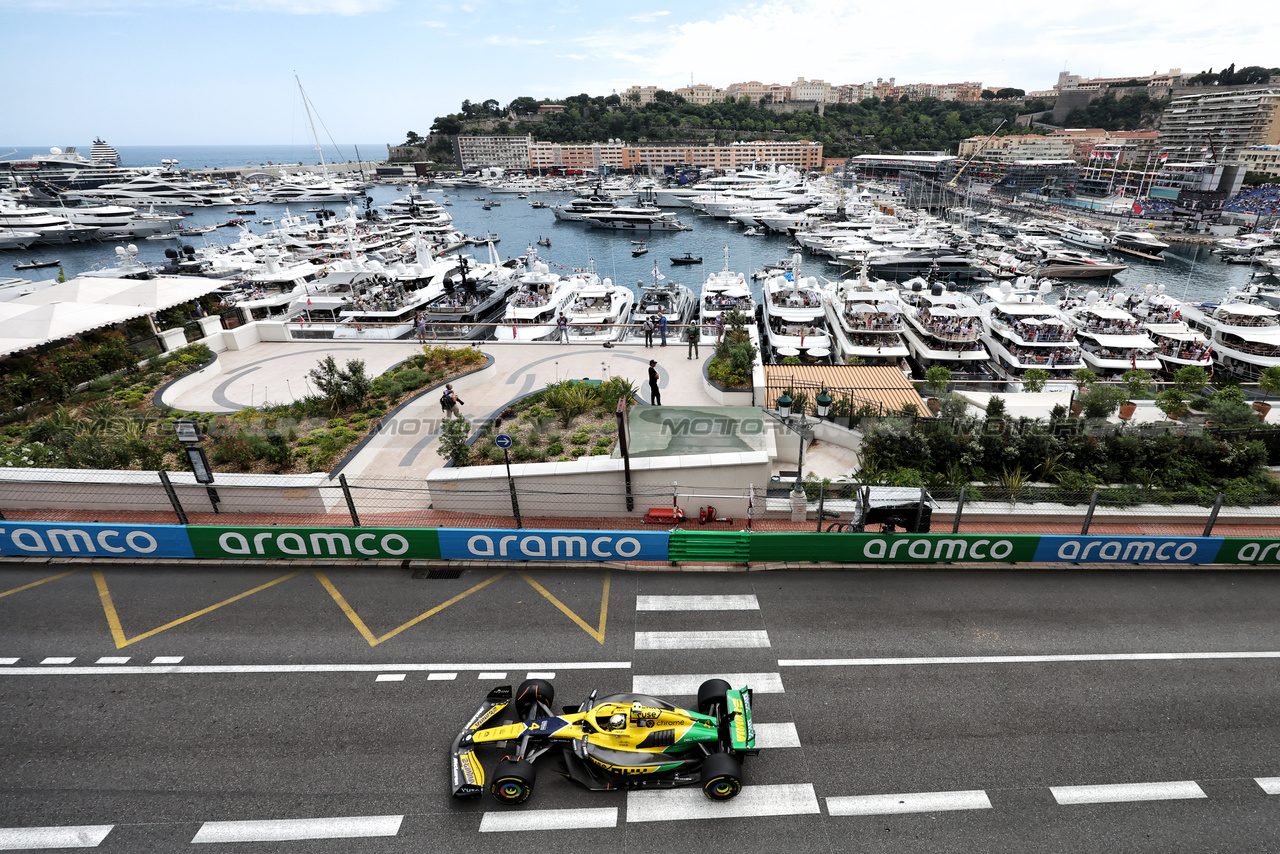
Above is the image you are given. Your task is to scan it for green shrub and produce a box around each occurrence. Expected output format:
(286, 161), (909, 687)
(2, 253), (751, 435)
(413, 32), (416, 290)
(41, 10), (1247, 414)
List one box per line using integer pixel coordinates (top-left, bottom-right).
(595, 437), (612, 448)
(570, 429), (590, 445)
(396, 368), (428, 390)
(546, 441), (564, 456)
(513, 445), (535, 462)
(487, 446), (505, 463)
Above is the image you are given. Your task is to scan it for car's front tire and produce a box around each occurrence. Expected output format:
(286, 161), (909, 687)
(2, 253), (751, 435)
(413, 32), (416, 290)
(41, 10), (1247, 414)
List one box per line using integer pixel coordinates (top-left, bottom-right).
(490, 757), (536, 804)
(700, 751), (742, 800)
(514, 678), (554, 718)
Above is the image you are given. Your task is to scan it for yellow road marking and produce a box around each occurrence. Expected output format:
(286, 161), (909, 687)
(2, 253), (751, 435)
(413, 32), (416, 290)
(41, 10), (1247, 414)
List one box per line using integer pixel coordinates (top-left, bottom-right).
(316, 571), (507, 647)
(0, 569), (78, 599)
(93, 570), (303, 649)
(520, 572), (611, 644)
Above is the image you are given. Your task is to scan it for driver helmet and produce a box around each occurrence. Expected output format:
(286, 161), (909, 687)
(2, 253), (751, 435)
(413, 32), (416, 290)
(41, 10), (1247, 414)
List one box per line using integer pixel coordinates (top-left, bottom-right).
(607, 713), (626, 731)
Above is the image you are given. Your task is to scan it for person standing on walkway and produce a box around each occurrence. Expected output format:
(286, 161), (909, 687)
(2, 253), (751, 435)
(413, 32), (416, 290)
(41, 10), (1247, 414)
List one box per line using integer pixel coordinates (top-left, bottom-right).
(685, 322), (699, 360)
(648, 359), (661, 406)
(441, 383), (464, 419)
(657, 312), (668, 347)
(557, 313), (568, 344)
(714, 315), (725, 343)
(642, 317), (655, 347)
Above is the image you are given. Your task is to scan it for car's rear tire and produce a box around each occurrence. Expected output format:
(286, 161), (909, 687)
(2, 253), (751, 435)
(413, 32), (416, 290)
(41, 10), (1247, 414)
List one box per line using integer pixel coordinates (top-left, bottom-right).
(697, 678), (731, 716)
(514, 679), (554, 718)
(701, 752), (742, 801)
(490, 758), (536, 804)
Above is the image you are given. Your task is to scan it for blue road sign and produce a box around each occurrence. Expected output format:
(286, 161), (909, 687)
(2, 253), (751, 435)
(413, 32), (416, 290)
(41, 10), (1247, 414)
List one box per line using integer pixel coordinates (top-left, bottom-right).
(495, 433), (513, 449)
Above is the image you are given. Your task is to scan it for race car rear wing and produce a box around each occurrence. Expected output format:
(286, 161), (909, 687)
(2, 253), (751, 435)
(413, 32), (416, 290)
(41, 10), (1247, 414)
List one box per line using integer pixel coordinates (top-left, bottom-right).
(450, 685), (513, 798)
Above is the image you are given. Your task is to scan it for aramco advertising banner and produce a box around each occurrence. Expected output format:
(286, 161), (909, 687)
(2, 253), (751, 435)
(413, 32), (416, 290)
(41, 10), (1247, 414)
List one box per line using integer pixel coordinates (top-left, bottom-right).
(2, 522), (1279, 566)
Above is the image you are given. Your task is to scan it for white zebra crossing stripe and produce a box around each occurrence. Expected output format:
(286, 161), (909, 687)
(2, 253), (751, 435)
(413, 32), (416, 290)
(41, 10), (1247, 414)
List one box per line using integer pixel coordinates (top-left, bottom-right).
(1050, 781), (1206, 805)
(627, 783), (819, 822)
(375, 674), (405, 682)
(0, 825), (113, 849)
(40, 657), (75, 665)
(1256, 777), (1280, 795)
(827, 790), (992, 816)
(0, 658), (19, 665)
(479, 808), (618, 832)
(191, 815), (403, 843)
(151, 656), (183, 664)
(634, 630), (770, 650)
(753, 722), (800, 748)
(636, 595), (759, 611)
(95, 657), (129, 665)
(632, 673), (785, 695)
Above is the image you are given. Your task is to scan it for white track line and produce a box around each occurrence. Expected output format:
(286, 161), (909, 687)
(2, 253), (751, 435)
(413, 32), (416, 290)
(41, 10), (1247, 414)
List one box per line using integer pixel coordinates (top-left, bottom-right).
(0, 825), (113, 850)
(627, 783), (819, 822)
(632, 673), (784, 695)
(635, 630), (770, 650)
(827, 790), (992, 816)
(151, 656), (183, 664)
(526, 671), (556, 680)
(780, 652), (1280, 667)
(191, 815), (403, 844)
(95, 657), (129, 665)
(375, 674), (405, 682)
(753, 722), (801, 749)
(0, 658), (18, 665)
(479, 808), (618, 832)
(478, 672), (507, 680)
(0, 661), (631, 677)
(1050, 781), (1206, 805)
(427, 673), (457, 681)
(1256, 777), (1280, 795)
(637, 595), (759, 611)
(40, 657), (75, 665)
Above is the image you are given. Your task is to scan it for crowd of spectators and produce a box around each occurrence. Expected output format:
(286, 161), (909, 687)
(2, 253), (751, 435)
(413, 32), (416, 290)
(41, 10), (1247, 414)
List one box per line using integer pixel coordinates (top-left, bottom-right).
(1224, 184), (1280, 215)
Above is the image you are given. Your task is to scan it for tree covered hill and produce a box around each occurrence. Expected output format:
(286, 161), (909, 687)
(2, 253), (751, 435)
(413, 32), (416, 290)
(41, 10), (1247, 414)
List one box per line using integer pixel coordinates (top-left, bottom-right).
(419, 93), (1059, 159)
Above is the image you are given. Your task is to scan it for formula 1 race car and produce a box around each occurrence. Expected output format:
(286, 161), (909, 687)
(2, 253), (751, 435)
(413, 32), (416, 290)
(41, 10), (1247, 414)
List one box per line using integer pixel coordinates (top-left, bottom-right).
(451, 678), (757, 804)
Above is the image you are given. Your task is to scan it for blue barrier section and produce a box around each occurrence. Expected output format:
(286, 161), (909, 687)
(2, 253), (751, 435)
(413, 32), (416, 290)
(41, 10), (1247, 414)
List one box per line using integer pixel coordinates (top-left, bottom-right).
(0, 522), (195, 559)
(1033, 536), (1225, 565)
(437, 529), (670, 562)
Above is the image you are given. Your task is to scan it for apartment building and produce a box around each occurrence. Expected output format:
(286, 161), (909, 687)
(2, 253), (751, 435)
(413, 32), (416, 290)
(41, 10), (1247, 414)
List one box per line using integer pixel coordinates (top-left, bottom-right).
(1056, 68), (1184, 92)
(619, 140), (823, 171)
(675, 83), (725, 105)
(453, 134), (533, 169)
(528, 141), (625, 172)
(1240, 145), (1280, 178)
(791, 77), (833, 102)
(1158, 86), (1280, 164)
(957, 134), (1075, 160)
(623, 85), (662, 106)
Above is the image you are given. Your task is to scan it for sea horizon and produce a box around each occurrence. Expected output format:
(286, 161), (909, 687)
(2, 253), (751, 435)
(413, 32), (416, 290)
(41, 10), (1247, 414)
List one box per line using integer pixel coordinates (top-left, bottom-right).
(2, 143), (392, 170)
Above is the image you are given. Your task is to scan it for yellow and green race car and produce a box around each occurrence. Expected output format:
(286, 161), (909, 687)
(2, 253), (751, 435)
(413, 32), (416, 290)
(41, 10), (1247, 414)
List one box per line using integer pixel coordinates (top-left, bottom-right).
(451, 678), (757, 804)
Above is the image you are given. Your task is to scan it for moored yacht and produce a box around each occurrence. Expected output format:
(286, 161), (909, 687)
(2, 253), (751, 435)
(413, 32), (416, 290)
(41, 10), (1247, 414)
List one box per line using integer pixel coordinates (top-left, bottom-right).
(492, 260), (576, 341)
(760, 255), (833, 363)
(633, 264), (696, 330)
(697, 250), (755, 341)
(979, 282), (1083, 390)
(1030, 250), (1128, 280)
(0, 203), (100, 244)
(563, 273), (635, 343)
(1127, 287), (1213, 372)
(1179, 291), (1280, 379)
(1058, 223), (1112, 251)
(822, 266), (910, 365)
(1062, 292), (1161, 376)
(581, 206), (690, 232)
(1111, 230), (1170, 260)
(897, 277), (990, 373)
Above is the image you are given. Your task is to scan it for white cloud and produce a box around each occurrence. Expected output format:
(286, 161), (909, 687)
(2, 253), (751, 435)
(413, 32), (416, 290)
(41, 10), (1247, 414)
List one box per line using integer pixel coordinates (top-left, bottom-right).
(0, 0), (396, 12)
(416, 18), (448, 26)
(483, 34), (549, 45)
(628, 9), (669, 22)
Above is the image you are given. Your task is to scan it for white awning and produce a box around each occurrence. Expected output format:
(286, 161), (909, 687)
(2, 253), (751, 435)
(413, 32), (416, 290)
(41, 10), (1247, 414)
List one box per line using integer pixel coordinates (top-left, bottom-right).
(928, 306), (958, 317)
(1149, 329), (1204, 341)
(1087, 332), (1156, 348)
(1081, 305), (1131, 320)
(0, 301), (151, 357)
(1218, 302), (1279, 317)
(1020, 317), (1043, 325)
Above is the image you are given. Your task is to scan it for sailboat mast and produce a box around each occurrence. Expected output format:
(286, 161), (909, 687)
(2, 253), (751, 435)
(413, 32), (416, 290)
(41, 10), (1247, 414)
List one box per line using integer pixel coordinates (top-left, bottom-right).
(296, 75), (329, 179)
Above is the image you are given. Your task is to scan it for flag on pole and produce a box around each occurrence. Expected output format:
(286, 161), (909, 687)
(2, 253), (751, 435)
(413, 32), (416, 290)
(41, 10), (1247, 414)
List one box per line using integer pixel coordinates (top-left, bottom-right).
(1133, 202), (1144, 215)
(1159, 153), (1169, 162)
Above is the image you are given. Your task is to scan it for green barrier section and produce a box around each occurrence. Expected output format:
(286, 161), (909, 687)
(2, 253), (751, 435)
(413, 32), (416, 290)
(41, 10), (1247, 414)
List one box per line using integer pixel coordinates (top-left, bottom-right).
(746, 533), (1042, 564)
(187, 526), (440, 561)
(1214, 539), (1280, 565)
(669, 531), (751, 563)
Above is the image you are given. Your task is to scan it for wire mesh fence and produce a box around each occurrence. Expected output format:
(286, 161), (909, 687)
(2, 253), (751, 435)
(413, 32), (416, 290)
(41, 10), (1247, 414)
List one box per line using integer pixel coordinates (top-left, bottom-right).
(2, 469), (1278, 538)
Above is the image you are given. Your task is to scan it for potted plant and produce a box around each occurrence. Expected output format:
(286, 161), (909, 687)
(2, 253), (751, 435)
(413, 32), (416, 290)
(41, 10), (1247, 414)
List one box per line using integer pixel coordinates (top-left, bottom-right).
(1255, 366), (1280, 419)
(1155, 388), (1188, 421)
(923, 365), (952, 415)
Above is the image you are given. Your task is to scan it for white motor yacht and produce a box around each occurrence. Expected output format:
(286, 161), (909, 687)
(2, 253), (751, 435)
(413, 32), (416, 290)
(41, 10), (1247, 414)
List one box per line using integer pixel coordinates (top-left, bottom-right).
(697, 250), (755, 341)
(0, 203), (100, 244)
(1062, 292), (1161, 376)
(760, 255), (834, 363)
(822, 266), (910, 364)
(1126, 286), (1213, 372)
(633, 264), (696, 330)
(1112, 230), (1170, 260)
(581, 206), (689, 232)
(979, 281), (1084, 389)
(898, 277), (990, 372)
(492, 260), (577, 341)
(0, 229), (41, 250)
(1058, 223), (1112, 251)
(563, 273), (635, 343)
(1179, 289), (1280, 379)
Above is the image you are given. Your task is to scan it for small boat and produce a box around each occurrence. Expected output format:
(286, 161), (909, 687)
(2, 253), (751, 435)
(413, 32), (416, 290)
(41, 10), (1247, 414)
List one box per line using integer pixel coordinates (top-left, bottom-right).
(632, 244), (649, 257)
(530, 201), (548, 209)
(517, 193), (529, 199)
(178, 225), (216, 236)
(670, 252), (703, 265)
(13, 259), (60, 270)
(145, 233), (179, 240)
(488, 200), (501, 206)
(482, 204), (493, 210)
(743, 227), (761, 236)
(259, 218), (274, 224)
(474, 196), (485, 200)
(178, 210), (196, 217)
(536, 237), (552, 247)
(231, 208), (256, 215)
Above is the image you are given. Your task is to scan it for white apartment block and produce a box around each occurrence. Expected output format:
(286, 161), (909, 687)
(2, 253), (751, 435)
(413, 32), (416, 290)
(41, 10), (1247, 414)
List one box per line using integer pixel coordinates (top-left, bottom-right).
(791, 77), (833, 102)
(1158, 86), (1280, 164)
(454, 134), (533, 169)
(528, 141), (625, 171)
(623, 85), (661, 106)
(957, 135), (1075, 161)
(1239, 145), (1280, 178)
(675, 83), (725, 105)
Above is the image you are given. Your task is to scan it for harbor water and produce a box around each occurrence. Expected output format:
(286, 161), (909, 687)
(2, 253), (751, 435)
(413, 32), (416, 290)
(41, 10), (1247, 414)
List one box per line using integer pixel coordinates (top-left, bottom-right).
(4, 181), (1272, 309)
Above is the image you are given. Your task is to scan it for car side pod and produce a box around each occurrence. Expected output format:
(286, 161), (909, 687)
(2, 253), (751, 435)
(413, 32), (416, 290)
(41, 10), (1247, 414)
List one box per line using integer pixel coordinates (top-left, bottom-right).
(451, 685), (513, 798)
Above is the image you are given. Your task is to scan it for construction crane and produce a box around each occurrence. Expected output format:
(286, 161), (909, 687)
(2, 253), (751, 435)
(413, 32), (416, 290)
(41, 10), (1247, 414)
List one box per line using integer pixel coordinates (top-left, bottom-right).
(946, 119), (1007, 189)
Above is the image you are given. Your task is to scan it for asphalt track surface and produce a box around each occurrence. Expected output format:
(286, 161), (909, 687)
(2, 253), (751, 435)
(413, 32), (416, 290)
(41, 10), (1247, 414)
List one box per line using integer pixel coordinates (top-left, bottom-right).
(2, 564), (1280, 853)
